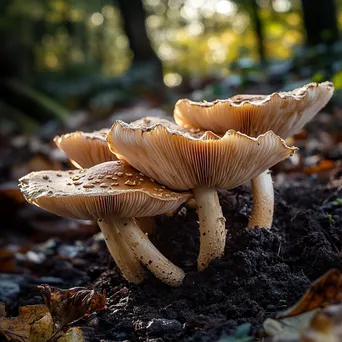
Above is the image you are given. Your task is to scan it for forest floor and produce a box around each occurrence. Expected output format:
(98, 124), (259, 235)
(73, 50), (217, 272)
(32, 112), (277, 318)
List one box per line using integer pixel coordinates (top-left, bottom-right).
(0, 101), (341, 342)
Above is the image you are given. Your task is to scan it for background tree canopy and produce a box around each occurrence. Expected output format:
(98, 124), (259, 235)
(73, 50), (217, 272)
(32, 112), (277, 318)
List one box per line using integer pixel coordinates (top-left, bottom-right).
(0, 0), (341, 132)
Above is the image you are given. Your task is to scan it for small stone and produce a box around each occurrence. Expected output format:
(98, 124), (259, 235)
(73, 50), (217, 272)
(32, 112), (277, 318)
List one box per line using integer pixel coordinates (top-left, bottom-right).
(0, 279), (20, 303)
(83, 184), (94, 188)
(146, 318), (182, 337)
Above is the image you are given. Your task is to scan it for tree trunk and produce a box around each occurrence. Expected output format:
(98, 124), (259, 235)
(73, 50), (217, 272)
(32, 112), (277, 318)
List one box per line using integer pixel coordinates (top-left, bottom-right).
(250, 0), (266, 65)
(116, 0), (163, 82)
(301, 0), (339, 46)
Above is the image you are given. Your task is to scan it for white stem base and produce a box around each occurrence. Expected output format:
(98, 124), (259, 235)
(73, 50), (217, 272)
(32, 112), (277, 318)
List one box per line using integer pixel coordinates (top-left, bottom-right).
(193, 187), (226, 271)
(117, 217), (185, 287)
(248, 170), (274, 229)
(97, 219), (145, 284)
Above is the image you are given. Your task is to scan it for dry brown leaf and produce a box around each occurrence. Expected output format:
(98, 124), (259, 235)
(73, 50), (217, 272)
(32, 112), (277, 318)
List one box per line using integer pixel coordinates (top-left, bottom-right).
(38, 285), (106, 330)
(277, 269), (342, 318)
(303, 159), (336, 175)
(0, 182), (26, 204)
(57, 327), (85, 342)
(301, 304), (342, 342)
(0, 303), (6, 317)
(0, 304), (53, 342)
(265, 304), (342, 342)
(0, 249), (16, 273)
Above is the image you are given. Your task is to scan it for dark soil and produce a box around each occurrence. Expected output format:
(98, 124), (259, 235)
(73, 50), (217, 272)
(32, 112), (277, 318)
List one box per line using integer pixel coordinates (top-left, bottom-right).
(1, 172), (341, 342)
(1, 107), (342, 341)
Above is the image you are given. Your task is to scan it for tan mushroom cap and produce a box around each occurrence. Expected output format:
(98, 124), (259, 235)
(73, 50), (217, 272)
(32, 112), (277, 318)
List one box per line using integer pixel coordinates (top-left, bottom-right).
(19, 160), (191, 219)
(174, 81), (334, 138)
(54, 129), (117, 168)
(131, 116), (205, 138)
(107, 121), (298, 191)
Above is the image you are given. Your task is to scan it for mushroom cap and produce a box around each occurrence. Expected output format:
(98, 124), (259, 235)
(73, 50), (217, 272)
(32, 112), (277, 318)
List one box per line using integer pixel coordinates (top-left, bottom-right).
(174, 81), (334, 138)
(107, 121), (298, 191)
(131, 116), (205, 138)
(54, 129), (117, 168)
(18, 161), (191, 220)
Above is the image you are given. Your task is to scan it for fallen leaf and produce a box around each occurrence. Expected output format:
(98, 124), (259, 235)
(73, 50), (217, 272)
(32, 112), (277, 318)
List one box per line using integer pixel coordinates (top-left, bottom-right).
(57, 327), (85, 342)
(277, 269), (342, 318)
(301, 304), (342, 342)
(303, 159), (336, 175)
(264, 311), (316, 340)
(0, 304), (53, 342)
(0, 303), (6, 317)
(264, 304), (342, 342)
(0, 182), (25, 204)
(0, 249), (16, 273)
(38, 285), (106, 330)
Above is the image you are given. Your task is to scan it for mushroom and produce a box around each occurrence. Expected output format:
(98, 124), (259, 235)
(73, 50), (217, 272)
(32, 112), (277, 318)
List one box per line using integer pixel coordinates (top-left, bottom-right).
(54, 128), (157, 233)
(54, 129), (117, 168)
(19, 160), (191, 286)
(174, 81), (334, 229)
(107, 120), (298, 270)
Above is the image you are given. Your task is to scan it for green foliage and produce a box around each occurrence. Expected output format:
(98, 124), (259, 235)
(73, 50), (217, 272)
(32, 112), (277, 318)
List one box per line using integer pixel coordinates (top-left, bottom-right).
(7, 79), (69, 121)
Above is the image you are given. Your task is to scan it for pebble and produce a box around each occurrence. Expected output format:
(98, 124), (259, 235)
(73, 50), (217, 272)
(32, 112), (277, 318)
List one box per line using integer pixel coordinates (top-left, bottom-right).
(146, 318), (182, 337)
(0, 280), (20, 303)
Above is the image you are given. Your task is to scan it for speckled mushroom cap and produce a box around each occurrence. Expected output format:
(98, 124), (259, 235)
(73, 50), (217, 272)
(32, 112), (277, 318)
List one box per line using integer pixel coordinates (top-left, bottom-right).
(107, 121), (298, 191)
(54, 129), (117, 168)
(18, 161), (191, 220)
(174, 81), (334, 138)
(132, 116), (205, 138)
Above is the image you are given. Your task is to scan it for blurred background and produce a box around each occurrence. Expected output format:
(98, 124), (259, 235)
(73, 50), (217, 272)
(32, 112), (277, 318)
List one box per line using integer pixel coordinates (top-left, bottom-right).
(0, 0), (341, 294)
(0, 0), (341, 135)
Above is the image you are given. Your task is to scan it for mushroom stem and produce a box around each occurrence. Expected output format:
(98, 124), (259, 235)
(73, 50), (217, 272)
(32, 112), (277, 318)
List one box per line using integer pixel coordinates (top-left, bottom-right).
(113, 217), (185, 287)
(134, 217), (156, 235)
(248, 169), (274, 229)
(97, 219), (145, 284)
(192, 187), (226, 271)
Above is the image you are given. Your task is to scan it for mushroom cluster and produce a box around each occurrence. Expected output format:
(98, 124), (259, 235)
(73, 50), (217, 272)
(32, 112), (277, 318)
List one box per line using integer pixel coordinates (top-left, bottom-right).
(18, 81), (334, 286)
